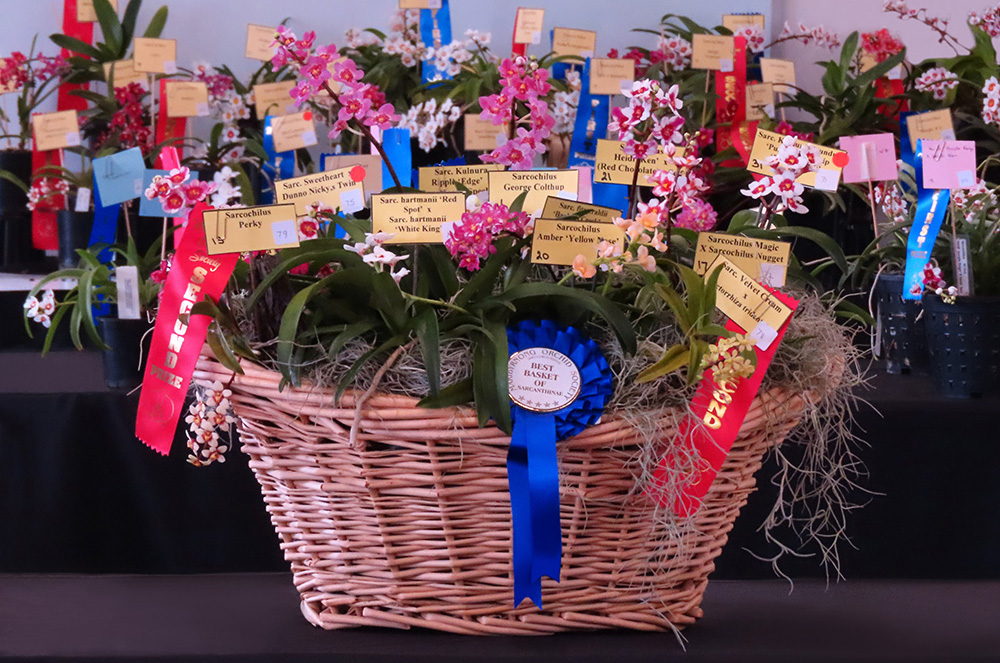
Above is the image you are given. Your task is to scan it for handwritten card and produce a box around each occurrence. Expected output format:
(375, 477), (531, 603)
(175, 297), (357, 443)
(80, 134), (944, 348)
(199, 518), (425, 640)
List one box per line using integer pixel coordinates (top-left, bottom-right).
(321, 154), (383, 202)
(590, 57), (636, 96)
(371, 192), (466, 244)
(594, 139), (682, 186)
(552, 27), (597, 59)
(747, 127), (848, 191)
(273, 166), (366, 216)
(164, 81), (210, 118)
(840, 133), (898, 183)
(204, 204), (301, 255)
(488, 170), (579, 214)
(691, 34), (736, 71)
(419, 164), (504, 193)
(270, 111), (317, 153)
(541, 196), (622, 223)
(245, 24), (277, 61)
(464, 114), (507, 150)
(722, 14), (765, 30)
(708, 256), (794, 341)
(32, 110), (80, 152)
(760, 58), (796, 95)
(103, 59), (147, 88)
(77, 0), (118, 22)
(694, 233), (791, 287)
(253, 80), (297, 120)
(745, 83), (775, 122)
(93, 147), (146, 205)
(133, 37), (177, 74)
(531, 218), (625, 266)
(513, 8), (545, 45)
(907, 109), (955, 151)
(921, 140), (977, 190)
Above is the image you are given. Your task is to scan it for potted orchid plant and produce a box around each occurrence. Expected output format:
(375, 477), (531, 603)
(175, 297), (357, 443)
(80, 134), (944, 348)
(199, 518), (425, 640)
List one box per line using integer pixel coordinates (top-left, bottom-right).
(0, 38), (69, 269)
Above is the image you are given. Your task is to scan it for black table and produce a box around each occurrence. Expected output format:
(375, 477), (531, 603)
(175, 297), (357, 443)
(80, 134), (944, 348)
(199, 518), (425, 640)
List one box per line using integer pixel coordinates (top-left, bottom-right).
(3, 350), (998, 580)
(1, 574), (997, 662)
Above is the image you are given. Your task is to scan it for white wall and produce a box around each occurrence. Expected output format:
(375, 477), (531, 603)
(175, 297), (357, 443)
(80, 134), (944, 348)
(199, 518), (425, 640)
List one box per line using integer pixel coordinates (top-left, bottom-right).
(772, 0), (996, 95)
(1, 0), (772, 81)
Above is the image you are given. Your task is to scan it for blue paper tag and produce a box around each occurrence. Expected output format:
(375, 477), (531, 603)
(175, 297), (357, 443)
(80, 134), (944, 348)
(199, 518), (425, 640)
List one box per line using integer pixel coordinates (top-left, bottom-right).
(93, 147), (146, 206)
(381, 128), (413, 189)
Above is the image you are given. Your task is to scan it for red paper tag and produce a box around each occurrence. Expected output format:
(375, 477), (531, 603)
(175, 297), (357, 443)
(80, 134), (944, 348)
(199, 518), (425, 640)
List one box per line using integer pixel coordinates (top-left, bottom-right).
(646, 288), (800, 516)
(135, 203), (238, 455)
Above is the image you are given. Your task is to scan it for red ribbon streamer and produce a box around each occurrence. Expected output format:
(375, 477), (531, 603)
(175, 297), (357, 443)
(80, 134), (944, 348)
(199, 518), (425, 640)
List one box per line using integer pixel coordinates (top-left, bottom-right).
(30, 125), (63, 251)
(135, 203), (238, 455)
(646, 289), (800, 517)
(57, 0), (93, 112)
(155, 79), (186, 168)
(714, 36), (747, 168)
(729, 119), (758, 167)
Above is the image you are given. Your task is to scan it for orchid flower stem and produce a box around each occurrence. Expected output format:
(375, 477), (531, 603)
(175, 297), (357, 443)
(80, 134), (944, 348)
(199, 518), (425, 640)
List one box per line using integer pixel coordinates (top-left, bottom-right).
(403, 293), (470, 315)
(601, 271), (613, 296)
(290, 52), (403, 189)
(122, 201), (133, 240)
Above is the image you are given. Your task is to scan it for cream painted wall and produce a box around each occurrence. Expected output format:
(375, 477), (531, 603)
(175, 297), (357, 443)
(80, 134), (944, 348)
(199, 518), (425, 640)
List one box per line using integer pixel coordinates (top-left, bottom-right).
(1, 0), (772, 80)
(772, 0), (998, 95)
(4, 0), (993, 137)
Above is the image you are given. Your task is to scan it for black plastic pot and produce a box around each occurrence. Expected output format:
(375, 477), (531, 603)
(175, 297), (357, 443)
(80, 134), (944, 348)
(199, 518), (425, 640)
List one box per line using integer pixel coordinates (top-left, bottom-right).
(99, 316), (150, 390)
(0, 149), (44, 272)
(57, 210), (93, 269)
(923, 294), (1000, 398)
(874, 273), (928, 374)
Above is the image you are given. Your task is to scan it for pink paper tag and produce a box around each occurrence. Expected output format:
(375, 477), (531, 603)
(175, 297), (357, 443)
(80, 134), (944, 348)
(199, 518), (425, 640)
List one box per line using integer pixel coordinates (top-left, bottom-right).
(574, 166), (593, 204)
(840, 133), (897, 183)
(922, 140), (977, 190)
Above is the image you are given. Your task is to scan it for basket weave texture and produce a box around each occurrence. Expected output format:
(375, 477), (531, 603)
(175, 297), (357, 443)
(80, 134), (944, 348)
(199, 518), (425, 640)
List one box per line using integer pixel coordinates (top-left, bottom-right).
(194, 353), (808, 634)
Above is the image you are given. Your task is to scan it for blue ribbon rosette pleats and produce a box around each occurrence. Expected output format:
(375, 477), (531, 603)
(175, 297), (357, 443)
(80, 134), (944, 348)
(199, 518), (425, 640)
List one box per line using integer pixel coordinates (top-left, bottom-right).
(505, 320), (613, 608)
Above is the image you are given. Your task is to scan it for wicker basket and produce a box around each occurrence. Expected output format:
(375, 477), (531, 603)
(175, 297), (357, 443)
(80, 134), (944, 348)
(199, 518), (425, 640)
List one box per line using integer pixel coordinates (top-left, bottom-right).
(194, 353), (809, 634)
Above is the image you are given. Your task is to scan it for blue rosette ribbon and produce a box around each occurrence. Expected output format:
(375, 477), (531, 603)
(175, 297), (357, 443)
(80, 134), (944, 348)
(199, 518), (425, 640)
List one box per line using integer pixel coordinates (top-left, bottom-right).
(506, 319), (613, 608)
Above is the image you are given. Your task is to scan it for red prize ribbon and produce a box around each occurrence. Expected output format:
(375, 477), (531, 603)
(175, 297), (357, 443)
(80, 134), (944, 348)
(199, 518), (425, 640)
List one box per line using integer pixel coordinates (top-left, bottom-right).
(57, 0), (93, 112)
(30, 125), (63, 250)
(646, 289), (800, 517)
(875, 77), (907, 120)
(155, 79), (186, 166)
(135, 203), (238, 455)
(715, 36), (747, 168)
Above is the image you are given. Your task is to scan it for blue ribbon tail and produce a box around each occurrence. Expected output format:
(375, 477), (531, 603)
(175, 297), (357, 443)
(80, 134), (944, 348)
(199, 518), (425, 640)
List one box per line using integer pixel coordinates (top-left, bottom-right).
(508, 408), (561, 608)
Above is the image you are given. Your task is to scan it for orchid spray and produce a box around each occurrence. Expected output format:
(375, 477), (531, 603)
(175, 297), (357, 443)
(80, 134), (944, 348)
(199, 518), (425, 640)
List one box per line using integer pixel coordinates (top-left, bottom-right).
(270, 27), (403, 188)
(478, 56), (555, 170)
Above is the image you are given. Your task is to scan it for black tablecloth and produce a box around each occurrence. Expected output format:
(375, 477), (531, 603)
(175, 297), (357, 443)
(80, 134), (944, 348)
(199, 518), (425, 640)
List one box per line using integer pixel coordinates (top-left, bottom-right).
(1, 575), (997, 662)
(1, 350), (999, 579)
